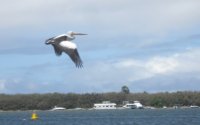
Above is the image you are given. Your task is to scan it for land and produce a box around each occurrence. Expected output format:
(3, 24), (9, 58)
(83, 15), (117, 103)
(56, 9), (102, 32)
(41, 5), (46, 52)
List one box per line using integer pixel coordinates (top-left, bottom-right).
(0, 91), (200, 111)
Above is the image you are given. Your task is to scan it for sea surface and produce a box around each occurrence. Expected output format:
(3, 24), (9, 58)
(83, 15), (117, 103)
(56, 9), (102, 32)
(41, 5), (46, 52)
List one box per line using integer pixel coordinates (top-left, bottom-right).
(0, 108), (200, 125)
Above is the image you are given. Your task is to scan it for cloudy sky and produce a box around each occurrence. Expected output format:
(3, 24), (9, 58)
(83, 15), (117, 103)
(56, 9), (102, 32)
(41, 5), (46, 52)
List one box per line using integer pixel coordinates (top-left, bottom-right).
(0, 0), (200, 93)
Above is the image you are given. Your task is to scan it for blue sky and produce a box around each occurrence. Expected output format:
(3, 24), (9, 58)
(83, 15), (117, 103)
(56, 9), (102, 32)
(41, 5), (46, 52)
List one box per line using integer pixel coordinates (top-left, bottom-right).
(1, 0), (200, 93)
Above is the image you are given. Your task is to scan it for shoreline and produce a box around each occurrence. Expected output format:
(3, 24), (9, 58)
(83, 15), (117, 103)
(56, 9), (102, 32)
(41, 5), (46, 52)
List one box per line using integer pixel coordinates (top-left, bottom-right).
(0, 106), (199, 112)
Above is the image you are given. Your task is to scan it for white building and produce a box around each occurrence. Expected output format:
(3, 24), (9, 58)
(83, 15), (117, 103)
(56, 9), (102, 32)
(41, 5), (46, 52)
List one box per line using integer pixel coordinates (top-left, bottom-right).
(94, 101), (116, 109)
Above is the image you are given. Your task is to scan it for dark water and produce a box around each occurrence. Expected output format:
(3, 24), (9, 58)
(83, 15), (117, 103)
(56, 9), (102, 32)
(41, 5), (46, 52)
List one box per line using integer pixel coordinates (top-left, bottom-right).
(0, 109), (200, 125)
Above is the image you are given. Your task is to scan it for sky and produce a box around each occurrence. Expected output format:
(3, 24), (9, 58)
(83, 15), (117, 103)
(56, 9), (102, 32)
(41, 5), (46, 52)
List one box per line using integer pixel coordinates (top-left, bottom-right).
(0, 0), (200, 94)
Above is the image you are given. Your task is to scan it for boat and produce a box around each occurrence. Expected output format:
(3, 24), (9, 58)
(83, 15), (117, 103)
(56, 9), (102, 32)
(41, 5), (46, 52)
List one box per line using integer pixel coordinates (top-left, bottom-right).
(31, 112), (38, 120)
(50, 106), (66, 111)
(94, 101), (116, 109)
(123, 103), (137, 109)
(123, 101), (143, 109)
(163, 106), (167, 109)
(190, 105), (199, 108)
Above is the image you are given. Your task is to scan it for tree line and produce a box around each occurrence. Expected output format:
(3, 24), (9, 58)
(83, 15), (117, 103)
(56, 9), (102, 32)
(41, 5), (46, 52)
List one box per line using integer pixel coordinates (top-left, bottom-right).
(0, 91), (200, 110)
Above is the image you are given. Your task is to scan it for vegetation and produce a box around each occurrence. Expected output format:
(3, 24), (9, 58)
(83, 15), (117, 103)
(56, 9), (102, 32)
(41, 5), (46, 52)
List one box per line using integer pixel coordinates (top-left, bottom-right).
(0, 91), (200, 110)
(121, 85), (130, 94)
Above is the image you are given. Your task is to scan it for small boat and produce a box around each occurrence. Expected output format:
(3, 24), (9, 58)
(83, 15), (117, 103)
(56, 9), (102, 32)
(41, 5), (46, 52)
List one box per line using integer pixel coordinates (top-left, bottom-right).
(190, 105), (199, 108)
(50, 106), (66, 111)
(31, 112), (38, 120)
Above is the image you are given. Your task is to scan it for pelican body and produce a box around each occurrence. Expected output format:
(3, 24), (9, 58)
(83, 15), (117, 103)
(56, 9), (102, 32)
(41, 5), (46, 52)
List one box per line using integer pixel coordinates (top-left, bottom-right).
(45, 31), (87, 68)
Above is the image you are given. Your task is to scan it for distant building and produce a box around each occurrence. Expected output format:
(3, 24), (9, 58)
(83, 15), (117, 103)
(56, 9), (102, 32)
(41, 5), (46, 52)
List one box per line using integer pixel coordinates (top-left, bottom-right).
(94, 101), (116, 109)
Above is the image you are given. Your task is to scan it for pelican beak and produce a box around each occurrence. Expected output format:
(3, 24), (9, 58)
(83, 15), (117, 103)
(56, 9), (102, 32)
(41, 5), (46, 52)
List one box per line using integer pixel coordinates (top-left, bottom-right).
(73, 32), (87, 35)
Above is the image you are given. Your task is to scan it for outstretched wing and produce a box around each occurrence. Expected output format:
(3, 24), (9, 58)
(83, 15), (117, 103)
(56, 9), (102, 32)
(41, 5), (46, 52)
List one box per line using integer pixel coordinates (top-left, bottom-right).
(52, 44), (62, 56)
(46, 35), (68, 44)
(67, 49), (83, 68)
(46, 35), (67, 56)
(54, 35), (68, 43)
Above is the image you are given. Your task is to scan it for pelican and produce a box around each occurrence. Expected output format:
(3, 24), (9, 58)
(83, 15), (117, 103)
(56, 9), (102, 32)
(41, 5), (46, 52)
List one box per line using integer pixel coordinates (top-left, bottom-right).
(45, 31), (87, 68)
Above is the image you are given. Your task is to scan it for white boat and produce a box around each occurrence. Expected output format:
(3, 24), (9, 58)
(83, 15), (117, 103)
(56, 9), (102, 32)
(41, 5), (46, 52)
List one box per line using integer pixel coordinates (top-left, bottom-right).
(94, 101), (116, 109)
(123, 103), (137, 109)
(163, 106), (167, 109)
(190, 105), (199, 108)
(50, 106), (66, 111)
(123, 101), (143, 109)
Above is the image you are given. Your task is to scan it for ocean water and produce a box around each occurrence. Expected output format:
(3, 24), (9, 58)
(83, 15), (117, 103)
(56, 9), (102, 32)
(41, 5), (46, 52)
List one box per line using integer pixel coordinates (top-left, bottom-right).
(0, 108), (199, 125)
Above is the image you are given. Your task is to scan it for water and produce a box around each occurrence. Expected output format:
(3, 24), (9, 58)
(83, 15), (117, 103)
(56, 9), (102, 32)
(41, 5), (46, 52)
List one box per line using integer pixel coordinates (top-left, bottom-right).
(0, 109), (200, 125)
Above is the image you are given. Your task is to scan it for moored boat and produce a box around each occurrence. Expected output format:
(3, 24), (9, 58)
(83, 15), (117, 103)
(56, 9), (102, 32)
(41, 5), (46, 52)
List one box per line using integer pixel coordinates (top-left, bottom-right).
(50, 106), (66, 111)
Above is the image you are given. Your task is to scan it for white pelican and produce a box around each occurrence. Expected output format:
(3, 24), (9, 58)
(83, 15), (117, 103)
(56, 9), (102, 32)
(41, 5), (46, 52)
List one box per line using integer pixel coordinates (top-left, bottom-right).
(45, 31), (87, 68)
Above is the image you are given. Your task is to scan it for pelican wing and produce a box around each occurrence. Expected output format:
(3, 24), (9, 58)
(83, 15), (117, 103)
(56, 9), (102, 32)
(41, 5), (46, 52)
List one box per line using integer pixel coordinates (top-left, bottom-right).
(52, 44), (62, 56)
(46, 35), (68, 44)
(54, 35), (68, 43)
(67, 49), (83, 68)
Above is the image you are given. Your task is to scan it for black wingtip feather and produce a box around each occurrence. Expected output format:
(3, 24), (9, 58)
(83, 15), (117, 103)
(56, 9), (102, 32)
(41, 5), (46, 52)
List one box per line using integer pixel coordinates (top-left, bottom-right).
(75, 62), (83, 68)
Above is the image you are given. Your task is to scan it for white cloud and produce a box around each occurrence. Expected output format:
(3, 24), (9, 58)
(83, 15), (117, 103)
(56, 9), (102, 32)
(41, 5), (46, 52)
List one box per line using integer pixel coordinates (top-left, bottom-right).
(1, 0), (200, 55)
(2, 48), (200, 93)
(114, 59), (142, 68)
(146, 56), (178, 74)
(1, 0), (200, 34)
(83, 48), (200, 91)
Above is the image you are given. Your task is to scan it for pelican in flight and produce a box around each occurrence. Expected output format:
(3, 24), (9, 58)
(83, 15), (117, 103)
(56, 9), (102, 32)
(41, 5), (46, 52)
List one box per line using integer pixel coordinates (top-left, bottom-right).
(45, 31), (87, 68)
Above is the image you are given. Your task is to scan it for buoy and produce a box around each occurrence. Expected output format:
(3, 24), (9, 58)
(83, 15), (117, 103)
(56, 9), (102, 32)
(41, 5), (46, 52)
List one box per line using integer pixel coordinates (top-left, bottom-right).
(31, 112), (38, 120)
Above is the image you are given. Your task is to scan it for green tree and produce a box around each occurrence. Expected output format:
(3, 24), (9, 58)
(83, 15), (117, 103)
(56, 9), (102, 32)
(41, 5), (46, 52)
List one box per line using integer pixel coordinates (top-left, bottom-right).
(121, 85), (130, 94)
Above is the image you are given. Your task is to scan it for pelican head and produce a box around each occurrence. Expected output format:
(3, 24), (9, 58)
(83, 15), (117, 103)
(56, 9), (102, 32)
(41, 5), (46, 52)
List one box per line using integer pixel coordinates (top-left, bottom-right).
(45, 38), (55, 45)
